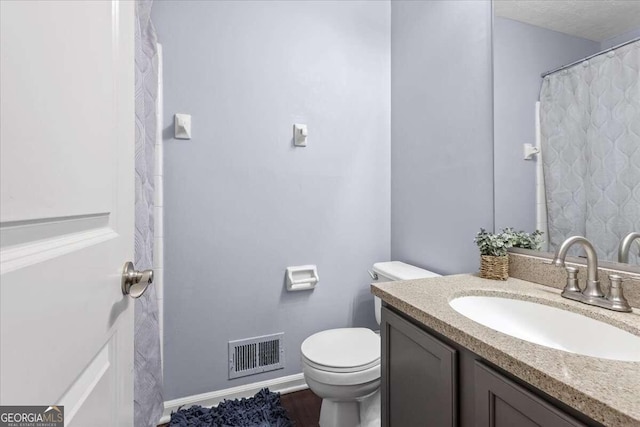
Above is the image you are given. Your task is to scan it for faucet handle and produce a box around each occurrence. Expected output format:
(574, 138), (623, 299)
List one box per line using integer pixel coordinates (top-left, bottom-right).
(605, 275), (632, 312)
(563, 266), (581, 293)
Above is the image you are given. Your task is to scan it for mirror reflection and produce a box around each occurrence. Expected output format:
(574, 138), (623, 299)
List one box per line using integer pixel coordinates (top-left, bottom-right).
(493, 0), (640, 265)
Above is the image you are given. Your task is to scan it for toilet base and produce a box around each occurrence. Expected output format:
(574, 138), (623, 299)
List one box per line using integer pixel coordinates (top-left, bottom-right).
(301, 353), (381, 427)
(319, 399), (360, 427)
(318, 390), (381, 427)
(360, 390), (381, 427)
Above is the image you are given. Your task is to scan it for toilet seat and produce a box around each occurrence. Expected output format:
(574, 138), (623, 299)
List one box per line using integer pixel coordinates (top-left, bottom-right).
(303, 361), (380, 386)
(301, 328), (380, 386)
(301, 328), (380, 368)
(302, 355), (380, 373)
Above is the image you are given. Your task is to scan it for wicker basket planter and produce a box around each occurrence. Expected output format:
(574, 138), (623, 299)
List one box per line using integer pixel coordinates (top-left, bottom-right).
(480, 255), (509, 280)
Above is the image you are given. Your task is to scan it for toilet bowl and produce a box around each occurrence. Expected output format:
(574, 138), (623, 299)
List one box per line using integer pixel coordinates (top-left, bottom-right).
(301, 328), (380, 427)
(300, 262), (441, 427)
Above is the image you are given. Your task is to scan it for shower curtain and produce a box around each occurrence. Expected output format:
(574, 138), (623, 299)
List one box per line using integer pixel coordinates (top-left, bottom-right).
(134, 1), (164, 425)
(540, 40), (640, 264)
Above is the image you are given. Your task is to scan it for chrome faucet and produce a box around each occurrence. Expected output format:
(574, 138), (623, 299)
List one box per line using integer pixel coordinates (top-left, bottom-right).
(552, 236), (631, 312)
(618, 231), (640, 264)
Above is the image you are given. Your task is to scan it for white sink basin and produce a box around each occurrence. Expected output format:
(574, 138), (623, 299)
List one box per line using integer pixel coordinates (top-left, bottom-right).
(449, 296), (640, 362)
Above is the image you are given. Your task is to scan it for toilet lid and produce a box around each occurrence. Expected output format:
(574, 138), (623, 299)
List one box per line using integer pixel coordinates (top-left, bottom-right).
(301, 328), (380, 370)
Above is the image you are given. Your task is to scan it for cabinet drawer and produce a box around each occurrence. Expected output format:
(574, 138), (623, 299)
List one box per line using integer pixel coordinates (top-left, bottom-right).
(474, 362), (585, 427)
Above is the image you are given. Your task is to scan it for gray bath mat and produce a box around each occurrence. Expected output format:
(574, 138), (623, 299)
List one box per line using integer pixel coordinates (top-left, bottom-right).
(169, 388), (293, 427)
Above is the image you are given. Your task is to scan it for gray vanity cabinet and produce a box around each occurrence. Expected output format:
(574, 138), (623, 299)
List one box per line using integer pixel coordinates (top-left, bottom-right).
(381, 307), (457, 427)
(381, 305), (598, 427)
(474, 362), (585, 427)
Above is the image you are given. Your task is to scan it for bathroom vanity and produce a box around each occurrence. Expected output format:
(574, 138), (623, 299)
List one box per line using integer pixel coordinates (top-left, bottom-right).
(372, 274), (640, 427)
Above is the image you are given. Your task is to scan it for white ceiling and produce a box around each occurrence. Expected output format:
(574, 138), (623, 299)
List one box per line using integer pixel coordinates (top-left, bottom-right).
(494, 0), (640, 42)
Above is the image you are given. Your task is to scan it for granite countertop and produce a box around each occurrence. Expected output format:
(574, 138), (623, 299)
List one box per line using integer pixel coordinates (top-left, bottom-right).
(371, 274), (640, 427)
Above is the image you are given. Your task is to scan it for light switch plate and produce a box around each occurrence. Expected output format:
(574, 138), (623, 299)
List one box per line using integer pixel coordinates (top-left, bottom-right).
(293, 123), (308, 147)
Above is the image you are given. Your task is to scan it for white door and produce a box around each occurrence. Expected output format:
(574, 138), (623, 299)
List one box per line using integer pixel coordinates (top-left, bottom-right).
(1, 1), (136, 426)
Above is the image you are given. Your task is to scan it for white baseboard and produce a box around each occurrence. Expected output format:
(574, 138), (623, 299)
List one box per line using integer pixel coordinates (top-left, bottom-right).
(158, 373), (308, 424)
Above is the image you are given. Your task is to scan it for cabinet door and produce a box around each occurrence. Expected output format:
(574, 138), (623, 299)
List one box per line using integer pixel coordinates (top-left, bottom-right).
(474, 362), (585, 427)
(381, 307), (457, 427)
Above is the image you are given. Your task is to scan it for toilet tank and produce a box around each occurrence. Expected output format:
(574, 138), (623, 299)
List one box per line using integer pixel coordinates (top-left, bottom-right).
(371, 261), (441, 325)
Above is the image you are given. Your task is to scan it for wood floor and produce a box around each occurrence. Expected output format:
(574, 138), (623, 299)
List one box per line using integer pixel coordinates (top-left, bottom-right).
(281, 389), (322, 427)
(157, 389), (321, 427)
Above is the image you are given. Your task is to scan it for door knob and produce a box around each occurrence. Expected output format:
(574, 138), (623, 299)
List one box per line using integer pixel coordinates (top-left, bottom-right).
(121, 262), (153, 298)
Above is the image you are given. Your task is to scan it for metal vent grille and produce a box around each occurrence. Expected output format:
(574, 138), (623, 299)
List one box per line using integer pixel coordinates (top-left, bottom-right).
(228, 333), (284, 379)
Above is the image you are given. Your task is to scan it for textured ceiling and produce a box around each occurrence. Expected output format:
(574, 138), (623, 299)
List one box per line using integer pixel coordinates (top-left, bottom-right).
(494, 0), (640, 41)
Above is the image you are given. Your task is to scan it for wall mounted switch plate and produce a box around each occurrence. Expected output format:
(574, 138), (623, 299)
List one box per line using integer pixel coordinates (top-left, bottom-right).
(293, 123), (308, 147)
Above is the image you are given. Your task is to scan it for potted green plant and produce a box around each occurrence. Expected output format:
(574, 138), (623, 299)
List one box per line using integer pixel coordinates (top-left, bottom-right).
(504, 228), (544, 251)
(474, 228), (545, 280)
(474, 228), (512, 280)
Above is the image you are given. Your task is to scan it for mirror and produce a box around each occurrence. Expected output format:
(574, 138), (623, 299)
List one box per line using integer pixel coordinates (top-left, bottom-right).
(492, 0), (640, 267)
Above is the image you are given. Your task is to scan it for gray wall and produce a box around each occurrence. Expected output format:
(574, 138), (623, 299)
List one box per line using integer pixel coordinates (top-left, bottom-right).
(493, 17), (600, 232)
(390, 0), (494, 275)
(600, 27), (640, 49)
(153, 0), (391, 400)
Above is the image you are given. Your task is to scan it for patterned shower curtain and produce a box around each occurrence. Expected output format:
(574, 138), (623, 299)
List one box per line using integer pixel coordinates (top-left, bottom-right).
(135, 0), (164, 425)
(540, 40), (640, 264)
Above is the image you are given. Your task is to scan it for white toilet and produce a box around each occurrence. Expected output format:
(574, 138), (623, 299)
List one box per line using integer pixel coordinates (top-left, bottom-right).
(300, 261), (441, 427)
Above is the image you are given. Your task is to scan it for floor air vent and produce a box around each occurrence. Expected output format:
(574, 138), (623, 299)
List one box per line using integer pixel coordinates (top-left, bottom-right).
(228, 333), (285, 379)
